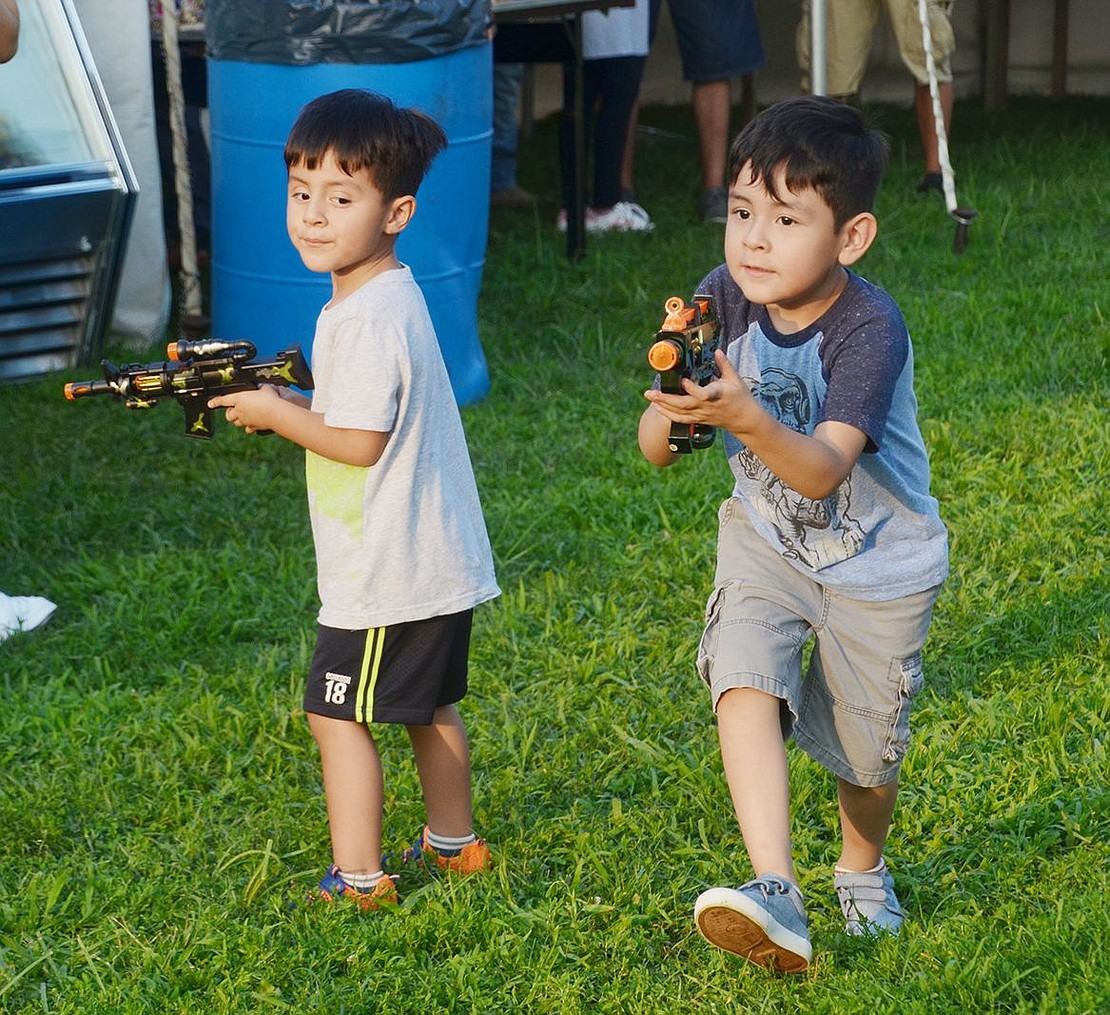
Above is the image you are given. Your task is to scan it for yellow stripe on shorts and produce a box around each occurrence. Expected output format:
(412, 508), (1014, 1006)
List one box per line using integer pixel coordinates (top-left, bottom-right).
(355, 627), (387, 724)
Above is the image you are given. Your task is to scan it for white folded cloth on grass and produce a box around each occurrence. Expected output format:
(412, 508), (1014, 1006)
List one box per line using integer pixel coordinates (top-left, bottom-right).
(0, 592), (57, 642)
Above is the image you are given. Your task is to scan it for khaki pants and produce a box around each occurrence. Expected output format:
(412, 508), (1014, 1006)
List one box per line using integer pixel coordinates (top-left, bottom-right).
(797, 0), (956, 94)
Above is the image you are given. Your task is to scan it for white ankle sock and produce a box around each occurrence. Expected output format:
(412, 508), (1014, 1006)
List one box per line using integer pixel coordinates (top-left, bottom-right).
(835, 858), (886, 876)
(338, 868), (384, 890)
(425, 829), (476, 855)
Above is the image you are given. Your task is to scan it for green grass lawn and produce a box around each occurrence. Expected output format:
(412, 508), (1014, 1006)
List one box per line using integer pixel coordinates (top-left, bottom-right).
(2, 95), (1108, 1013)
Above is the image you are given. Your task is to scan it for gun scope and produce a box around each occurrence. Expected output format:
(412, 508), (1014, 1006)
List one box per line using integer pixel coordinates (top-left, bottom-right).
(167, 339), (258, 362)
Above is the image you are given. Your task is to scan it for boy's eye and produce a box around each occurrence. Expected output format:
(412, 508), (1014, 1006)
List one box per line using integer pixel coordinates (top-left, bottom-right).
(778, 216), (796, 227)
(331, 196), (350, 207)
(733, 207), (750, 220)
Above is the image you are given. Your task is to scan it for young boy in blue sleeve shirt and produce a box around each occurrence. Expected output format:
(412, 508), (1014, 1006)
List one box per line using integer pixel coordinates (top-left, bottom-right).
(210, 89), (500, 907)
(639, 95), (947, 971)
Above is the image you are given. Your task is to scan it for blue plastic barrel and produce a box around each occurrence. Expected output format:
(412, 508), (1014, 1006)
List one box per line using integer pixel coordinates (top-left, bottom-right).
(207, 43), (492, 404)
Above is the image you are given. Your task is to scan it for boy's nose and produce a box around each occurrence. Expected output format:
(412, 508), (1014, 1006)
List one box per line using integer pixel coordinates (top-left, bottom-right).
(741, 220), (768, 249)
(302, 197), (326, 224)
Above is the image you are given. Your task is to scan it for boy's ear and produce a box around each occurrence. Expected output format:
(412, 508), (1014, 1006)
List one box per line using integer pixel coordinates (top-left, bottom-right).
(385, 195), (416, 235)
(837, 211), (878, 267)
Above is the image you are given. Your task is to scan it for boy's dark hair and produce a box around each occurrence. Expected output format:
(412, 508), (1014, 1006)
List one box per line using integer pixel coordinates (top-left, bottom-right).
(284, 89), (447, 199)
(728, 95), (890, 229)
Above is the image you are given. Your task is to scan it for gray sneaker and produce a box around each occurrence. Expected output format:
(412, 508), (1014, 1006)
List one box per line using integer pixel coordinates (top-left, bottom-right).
(697, 187), (728, 224)
(694, 875), (812, 973)
(835, 862), (905, 936)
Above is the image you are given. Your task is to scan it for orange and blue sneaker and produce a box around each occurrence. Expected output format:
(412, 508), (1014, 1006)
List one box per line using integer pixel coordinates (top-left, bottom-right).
(309, 866), (398, 910)
(400, 826), (491, 875)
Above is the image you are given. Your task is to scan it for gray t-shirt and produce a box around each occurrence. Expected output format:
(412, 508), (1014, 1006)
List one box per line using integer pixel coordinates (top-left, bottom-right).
(699, 265), (948, 601)
(306, 265), (500, 628)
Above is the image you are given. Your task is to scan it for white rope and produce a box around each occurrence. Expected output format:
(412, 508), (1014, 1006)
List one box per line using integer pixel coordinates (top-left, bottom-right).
(917, 0), (958, 215)
(159, 2), (202, 319)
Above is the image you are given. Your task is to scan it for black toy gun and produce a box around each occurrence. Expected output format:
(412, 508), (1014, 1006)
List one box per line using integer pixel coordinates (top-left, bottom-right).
(647, 294), (722, 453)
(64, 339), (313, 439)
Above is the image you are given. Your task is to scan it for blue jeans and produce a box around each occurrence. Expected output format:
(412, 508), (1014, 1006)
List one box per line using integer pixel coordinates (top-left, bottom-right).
(492, 63), (524, 193)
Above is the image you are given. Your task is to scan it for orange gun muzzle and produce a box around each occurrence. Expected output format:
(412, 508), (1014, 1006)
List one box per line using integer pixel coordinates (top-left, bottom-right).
(647, 339), (682, 373)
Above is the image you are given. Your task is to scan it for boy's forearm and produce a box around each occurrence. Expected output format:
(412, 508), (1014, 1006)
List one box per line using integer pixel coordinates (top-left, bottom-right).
(277, 387), (312, 410)
(266, 400), (388, 467)
(638, 406), (681, 468)
(733, 416), (864, 501)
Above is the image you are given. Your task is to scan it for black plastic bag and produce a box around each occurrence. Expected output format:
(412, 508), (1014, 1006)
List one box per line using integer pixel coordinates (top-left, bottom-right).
(207, 0), (490, 65)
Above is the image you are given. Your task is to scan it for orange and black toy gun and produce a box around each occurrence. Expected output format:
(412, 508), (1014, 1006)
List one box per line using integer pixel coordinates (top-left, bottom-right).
(64, 339), (313, 439)
(647, 294), (722, 453)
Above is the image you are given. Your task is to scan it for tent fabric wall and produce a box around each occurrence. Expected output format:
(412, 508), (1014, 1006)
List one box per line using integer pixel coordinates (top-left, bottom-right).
(71, 0), (170, 349)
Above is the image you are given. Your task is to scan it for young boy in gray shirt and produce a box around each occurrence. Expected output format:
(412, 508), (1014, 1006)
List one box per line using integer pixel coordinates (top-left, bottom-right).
(639, 95), (947, 972)
(210, 89), (499, 907)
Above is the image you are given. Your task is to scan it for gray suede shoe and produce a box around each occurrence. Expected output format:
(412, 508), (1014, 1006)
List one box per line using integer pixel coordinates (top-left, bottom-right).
(697, 186), (728, 224)
(835, 860), (905, 936)
(694, 875), (811, 973)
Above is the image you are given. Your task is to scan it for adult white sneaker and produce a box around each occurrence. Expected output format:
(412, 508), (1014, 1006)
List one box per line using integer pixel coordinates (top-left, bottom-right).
(587, 201), (654, 233)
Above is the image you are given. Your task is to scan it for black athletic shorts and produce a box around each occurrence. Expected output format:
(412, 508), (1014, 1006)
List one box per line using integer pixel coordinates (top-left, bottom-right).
(303, 610), (473, 726)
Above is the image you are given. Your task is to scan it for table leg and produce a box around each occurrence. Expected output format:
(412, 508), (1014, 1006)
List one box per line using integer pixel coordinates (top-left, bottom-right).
(564, 13), (586, 260)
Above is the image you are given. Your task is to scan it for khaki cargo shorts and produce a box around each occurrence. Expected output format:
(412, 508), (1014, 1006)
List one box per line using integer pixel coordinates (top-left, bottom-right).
(797, 0), (956, 94)
(696, 499), (942, 787)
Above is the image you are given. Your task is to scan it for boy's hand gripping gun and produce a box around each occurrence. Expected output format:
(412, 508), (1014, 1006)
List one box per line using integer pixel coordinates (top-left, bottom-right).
(63, 339), (313, 439)
(647, 294), (722, 453)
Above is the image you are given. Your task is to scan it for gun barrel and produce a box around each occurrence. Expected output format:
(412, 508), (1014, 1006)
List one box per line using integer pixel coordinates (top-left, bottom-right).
(64, 379), (113, 400)
(647, 338), (683, 373)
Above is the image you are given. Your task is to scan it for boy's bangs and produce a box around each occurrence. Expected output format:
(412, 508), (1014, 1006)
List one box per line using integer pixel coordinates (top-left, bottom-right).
(740, 147), (827, 210)
(285, 123), (374, 178)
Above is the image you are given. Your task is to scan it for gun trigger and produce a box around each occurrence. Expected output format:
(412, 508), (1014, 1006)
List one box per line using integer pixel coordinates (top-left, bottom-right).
(183, 401), (215, 440)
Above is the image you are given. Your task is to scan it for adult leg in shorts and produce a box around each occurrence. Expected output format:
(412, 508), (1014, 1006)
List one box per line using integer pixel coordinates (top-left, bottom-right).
(796, 0), (882, 99)
(885, 0), (955, 87)
(667, 0), (765, 201)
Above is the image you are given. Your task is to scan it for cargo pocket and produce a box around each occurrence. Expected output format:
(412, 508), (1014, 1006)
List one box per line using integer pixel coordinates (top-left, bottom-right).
(882, 653), (925, 762)
(695, 586), (727, 688)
